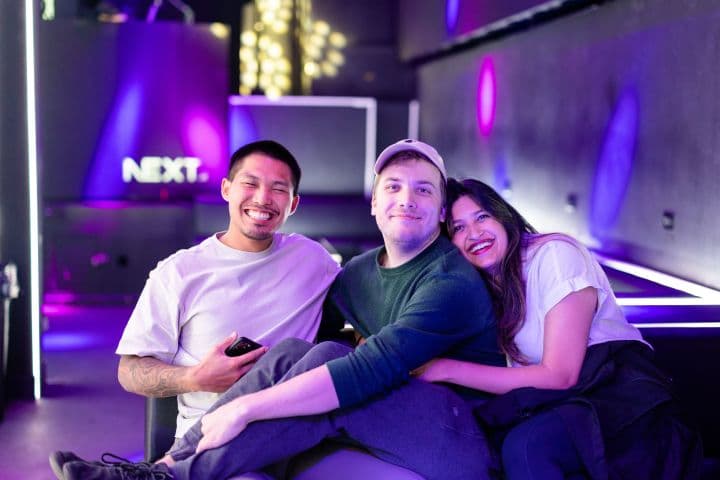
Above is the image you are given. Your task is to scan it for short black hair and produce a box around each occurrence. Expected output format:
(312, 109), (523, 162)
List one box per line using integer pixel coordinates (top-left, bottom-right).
(227, 140), (301, 195)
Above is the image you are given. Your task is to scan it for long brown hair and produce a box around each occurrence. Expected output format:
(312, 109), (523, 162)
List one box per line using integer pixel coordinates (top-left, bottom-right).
(445, 178), (537, 364)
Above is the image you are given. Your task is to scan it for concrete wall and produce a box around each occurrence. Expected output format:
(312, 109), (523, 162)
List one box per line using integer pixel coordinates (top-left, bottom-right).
(404, 0), (720, 290)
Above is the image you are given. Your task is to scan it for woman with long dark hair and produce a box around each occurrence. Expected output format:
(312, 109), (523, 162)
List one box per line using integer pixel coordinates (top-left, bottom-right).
(414, 178), (701, 479)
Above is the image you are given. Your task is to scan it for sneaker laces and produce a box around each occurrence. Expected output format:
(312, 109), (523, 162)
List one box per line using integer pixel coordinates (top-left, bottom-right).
(99, 453), (173, 479)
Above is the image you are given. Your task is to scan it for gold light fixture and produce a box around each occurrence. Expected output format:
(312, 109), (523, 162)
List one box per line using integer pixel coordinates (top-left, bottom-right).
(239, 0), (347, 98)
(42, 0), (56, 20)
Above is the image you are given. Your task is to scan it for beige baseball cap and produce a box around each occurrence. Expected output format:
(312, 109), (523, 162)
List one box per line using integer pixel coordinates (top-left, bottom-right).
(373, 139), (447, 181)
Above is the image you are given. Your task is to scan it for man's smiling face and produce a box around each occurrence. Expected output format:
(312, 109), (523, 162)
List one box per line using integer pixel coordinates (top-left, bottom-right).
(221, 152), (299, 252)
(371, 157), (445, 254)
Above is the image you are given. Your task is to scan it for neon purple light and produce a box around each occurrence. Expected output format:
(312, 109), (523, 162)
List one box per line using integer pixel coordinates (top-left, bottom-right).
(42, 332), (103, 351)
(42, 303), (80, 316)
(445, 0), (460, 34)
(590, 89), (638, 235)
(90, 252), (111, 267)
(477, 58), (496, 137)
(81, 200), (136, 210)
(182, 106), (226, 180)
(228, 106), (259, 152)
(492, 153), (510, 191)
(84, 83), (143, 198)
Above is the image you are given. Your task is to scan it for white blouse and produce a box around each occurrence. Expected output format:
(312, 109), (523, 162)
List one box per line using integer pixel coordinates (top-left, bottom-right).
(512, 236), (647, 366)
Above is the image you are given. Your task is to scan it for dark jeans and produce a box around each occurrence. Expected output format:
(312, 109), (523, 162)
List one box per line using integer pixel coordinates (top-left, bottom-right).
(167, 337), (316, 460)
(502, 409), (586, 480)
(168, 338), (494, 480)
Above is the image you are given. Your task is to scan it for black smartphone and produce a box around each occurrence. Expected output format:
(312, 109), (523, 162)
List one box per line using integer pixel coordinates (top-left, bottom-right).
(224, 336), (263, 357)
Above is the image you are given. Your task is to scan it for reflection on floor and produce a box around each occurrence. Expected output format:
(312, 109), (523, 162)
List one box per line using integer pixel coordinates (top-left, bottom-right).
(0, 305), (143, 479)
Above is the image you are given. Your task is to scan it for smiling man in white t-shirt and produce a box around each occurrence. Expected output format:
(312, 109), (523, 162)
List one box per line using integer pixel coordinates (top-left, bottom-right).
(111, 141), (339, 440)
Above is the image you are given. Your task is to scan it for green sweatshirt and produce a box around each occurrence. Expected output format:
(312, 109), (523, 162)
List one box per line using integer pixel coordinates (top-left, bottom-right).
(324, 235), (504, 408)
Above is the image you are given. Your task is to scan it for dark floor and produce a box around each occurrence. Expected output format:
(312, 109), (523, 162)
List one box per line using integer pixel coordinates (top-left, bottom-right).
(0, 305), (143, 479)
(0, 262), (718, 479)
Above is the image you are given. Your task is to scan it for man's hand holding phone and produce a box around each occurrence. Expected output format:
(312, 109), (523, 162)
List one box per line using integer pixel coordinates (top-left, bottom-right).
(225, 336), (263, 357)
(189, 332), (267, 393)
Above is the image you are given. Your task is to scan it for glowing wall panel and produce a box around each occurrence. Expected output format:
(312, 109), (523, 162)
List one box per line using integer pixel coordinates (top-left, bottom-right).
(228, 96), (376, 196)
(414, 0), (720, 291)
(37, 20), (229, 201)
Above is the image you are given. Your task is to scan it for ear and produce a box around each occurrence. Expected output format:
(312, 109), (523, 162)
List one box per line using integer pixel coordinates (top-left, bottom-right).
(439, 206), (446, 223)
(288, 195), (300, 216)
(370, 193), (377, 217)
(220, 177), (231, 202)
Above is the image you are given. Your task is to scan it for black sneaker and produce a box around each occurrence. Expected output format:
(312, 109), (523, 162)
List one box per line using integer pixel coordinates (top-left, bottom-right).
(49, 451), (106, 479)
(62, 453), (173, 480)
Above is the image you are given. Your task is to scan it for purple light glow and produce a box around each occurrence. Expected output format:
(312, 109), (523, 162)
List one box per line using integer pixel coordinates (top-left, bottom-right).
(228, 106), (259, 152)
(492, 153), (510, 192)
(477, 58), (497, 137)
(42, 332), (104, 351)
(445, 0), (460, 34)
(126, 451), (145, 463)
(70, 24), (228, 202)
(81, 200), (137, 210)
(182, 106), (226, 182)
(634, 322), (720, 328)
(42, 294), (79, 309)
(590, 89), (639, 235)
(90, 252), (111, 267)
(84, 83), (143, 199)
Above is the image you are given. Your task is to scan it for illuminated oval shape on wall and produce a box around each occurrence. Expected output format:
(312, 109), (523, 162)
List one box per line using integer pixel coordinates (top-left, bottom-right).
(590, 89), (639, 235)
(229, 106), (259, 152)
(183, 106), (225, 176)
(477, 58), (496, 137)
(85, 83), (143, 198)
(445, 0), (460, 34)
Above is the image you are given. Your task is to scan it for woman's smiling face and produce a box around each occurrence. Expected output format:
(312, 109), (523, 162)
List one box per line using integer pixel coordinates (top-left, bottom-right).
(449, 195), (509, 272)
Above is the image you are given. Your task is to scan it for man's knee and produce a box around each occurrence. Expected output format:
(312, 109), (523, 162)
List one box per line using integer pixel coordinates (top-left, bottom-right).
(262, 338), (314, 365)
(273, 337), (314, 354)
(234, 338), (315, 390)
(264, 339), (348, 366)
(306, 341), (352, 363)
(275, 341), (352, 382)
(290, 341), (351, 371)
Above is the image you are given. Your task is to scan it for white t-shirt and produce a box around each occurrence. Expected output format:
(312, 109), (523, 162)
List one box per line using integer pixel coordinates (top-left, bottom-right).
(116, 232), (340, 437)
(513, 236), (647, 367)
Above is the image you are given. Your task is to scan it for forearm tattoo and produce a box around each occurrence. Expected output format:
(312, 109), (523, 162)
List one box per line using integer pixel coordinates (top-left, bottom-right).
(120, 356), (189, 397)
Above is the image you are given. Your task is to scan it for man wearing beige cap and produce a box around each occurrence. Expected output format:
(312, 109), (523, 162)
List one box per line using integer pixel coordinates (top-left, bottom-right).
(56, 140), (505, 480)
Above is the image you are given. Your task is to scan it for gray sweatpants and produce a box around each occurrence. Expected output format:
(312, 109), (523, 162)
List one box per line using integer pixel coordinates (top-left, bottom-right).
(168, 338), (494, 480)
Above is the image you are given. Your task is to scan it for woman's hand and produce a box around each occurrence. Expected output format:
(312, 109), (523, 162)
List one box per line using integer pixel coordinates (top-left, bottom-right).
(196, 398), (250, 453)
(412, 358), (446, 383)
